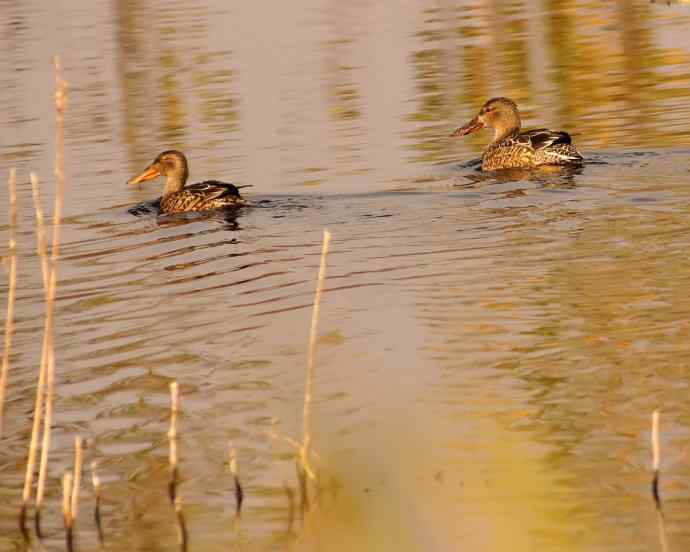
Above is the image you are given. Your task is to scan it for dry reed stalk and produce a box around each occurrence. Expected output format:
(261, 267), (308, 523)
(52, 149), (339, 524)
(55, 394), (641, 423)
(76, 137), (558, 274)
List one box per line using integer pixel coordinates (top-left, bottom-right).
(174, 495), (188, 552)
(29, 173), (50, 538)
(167, 382), (187, 551)
(71, 436), (83, 527)
(62, 470), (73, 524)
(0, 168), (18, 437)
(34, 348), (55, 537)
(62, 470), (74, 552)
(21, 174), (50, 540)
(19, 183), (49, 540)
(11, 176), (33, 543)
(92, 461), (104, 546)
(652, 411), (668, 551)
(298, 230), (331, 508)
(228, 441), (244, 516)
(36, 53), (69, 527)
(651, 410), (661, 509)
(30, 173), (49, 291)
(168, 381), (180, 502)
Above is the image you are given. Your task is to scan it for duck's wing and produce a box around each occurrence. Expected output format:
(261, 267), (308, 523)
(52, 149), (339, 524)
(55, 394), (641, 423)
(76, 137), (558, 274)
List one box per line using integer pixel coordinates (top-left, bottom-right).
(515, 128), (573, 150)
(184, 180), (245, 200)
(512, 128), (583, 165)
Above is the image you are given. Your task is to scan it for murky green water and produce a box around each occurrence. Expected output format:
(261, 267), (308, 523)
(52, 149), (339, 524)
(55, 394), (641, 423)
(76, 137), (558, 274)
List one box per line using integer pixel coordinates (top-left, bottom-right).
(3, 1), (690, 550)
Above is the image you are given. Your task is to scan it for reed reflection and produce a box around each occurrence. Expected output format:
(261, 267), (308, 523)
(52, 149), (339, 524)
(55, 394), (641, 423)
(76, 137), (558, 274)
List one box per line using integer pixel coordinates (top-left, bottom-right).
(413, 0), (690, 167)
(115, 1), (240, 169)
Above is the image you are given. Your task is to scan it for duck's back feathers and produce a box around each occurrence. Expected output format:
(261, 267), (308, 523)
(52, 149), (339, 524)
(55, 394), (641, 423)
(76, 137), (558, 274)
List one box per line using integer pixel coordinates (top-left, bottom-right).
(186, 180), (244, 199)
(516, 128), (572, 149)
(160, 180), (247, 214)
(482, 128), (583, 170)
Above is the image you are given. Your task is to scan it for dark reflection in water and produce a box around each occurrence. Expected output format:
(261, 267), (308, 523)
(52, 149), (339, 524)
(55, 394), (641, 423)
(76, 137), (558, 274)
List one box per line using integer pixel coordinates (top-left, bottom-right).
(2, 2), (690, 552)
(456, 164), (583, 189)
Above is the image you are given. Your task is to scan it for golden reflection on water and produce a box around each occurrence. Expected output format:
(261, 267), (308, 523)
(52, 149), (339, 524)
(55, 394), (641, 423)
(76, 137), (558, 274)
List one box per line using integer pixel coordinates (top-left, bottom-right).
(408, 0), (690, 164)
(2, 1), (690, 551)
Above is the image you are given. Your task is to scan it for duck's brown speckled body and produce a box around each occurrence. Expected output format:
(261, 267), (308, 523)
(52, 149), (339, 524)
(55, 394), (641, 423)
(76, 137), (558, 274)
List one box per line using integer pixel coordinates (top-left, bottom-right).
(128, 150), (247, 214)
(451, 97), (583, 171)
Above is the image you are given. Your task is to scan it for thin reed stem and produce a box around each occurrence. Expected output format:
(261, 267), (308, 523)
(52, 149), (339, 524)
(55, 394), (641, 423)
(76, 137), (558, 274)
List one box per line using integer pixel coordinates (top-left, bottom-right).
(652, 411), (668, 550)
(0, 168), (18, 437)
(71, 436), (83, 527)
(168, 381), (179, 502)
(20, 173), (49, 524)
(29, 173), (49, 537)
(167, 382), (187, 551)
(651, 410), (661, 510)
(169, 382), (179, 469)
(62, 470), (74, 552)
(35, 349), (55, 526)
(228, 441), (244, 515)
(92, 461), (104, 546)
(300, 230), (331, 483)
(22, 174), (49, 540)
(36, 53), (69, 525)
(174, 495), (188, 552)
(62, 471), (73, 525)
(30, 173), (49, 292)
(652, 410), (660, 472)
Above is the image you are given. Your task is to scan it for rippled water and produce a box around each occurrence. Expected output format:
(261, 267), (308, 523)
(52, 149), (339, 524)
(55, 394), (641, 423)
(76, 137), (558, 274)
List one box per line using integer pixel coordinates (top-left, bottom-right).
(3, 1), (690, 551)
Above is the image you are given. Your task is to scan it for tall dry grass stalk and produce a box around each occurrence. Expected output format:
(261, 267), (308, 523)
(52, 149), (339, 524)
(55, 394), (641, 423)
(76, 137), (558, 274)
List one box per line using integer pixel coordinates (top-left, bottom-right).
(228, 441), (244, 516)
(298, 229), (331, 509)
(168, 381), (180, 501)
(168, 382), (187, 551)
(92, 461), (104, 546)
(37, 52), (68, 513)
(30, 173), (49, 291)
(651, 411), (668, 551)
(174, 494), (188, 552)
(34, 349), (55, 537)
(30, 173), (50, 537)
(0, 168), (18, 437)
(19, 173), (49, 539)
(20, 174), (50, 539)
(57, 437), (83, 551)
(651, 410), (661, 508)
(71, 436), (83, 527)
(62, 470), (74, 552)
(20, 55), (68, 537)
(62, 470), (73, 526)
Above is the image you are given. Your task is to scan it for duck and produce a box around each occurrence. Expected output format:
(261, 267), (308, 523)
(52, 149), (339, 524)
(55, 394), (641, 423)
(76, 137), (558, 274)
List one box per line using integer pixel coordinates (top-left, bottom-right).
(127, 150), (248, 214)
(450, 97), (583, 171)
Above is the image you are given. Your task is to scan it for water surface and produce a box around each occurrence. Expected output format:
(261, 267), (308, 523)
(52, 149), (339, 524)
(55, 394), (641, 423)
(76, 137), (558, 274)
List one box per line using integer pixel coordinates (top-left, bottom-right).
(2, 1), (690, 551)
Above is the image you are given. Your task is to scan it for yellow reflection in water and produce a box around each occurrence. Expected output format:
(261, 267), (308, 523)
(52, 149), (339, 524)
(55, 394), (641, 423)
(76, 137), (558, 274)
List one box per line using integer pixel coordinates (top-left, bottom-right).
(292, 411), (591, 552)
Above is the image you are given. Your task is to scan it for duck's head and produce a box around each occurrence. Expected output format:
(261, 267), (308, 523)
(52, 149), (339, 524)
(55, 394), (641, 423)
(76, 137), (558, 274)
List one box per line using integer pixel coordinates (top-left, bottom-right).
(128, 150), (189, 191)
(451, 97), (521, 142)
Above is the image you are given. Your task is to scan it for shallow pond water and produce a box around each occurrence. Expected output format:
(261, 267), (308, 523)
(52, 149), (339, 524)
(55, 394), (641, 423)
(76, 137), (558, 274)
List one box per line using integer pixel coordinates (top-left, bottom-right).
(3, 1), (690, 551)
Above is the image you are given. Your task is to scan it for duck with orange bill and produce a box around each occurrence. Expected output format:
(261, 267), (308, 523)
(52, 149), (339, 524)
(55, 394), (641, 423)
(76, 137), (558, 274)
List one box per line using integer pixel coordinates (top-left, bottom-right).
(128, 150), (249, 214)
